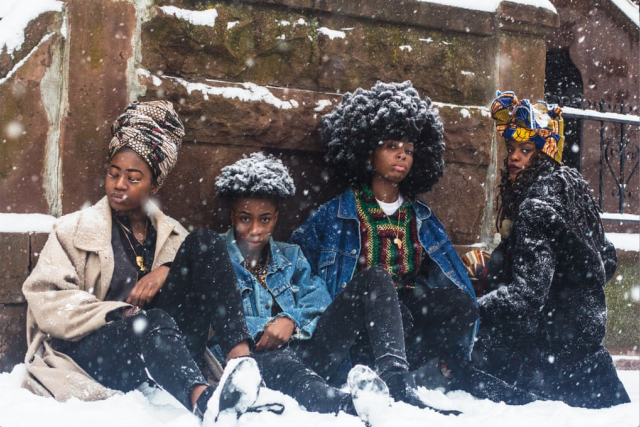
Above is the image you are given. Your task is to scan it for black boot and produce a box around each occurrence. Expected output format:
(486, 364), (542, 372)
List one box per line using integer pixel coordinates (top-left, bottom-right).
(446, 357), (543, 405)
(382, 370), (462, 416)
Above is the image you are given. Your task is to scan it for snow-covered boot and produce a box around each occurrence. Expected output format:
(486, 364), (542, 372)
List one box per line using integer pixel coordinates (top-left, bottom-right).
(382, 370), (462, 416)
(198, 357), (262, 425)
(347, 365), (390, 425)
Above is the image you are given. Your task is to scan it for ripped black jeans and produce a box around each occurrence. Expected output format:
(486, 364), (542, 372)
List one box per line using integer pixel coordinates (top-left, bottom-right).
(54, 230), (252, 410)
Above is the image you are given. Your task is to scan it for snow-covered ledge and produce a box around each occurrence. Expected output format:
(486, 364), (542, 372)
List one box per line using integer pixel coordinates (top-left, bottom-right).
(0, 213), (56, 233)
(236, 0), (558, 36)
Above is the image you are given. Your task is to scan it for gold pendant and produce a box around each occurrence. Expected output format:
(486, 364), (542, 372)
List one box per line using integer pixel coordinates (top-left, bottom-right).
(393, 238), (402, 250)
(136, 256), (147, 271)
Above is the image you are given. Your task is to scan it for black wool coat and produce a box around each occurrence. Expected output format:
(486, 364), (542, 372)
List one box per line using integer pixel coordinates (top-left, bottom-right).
(475, 162), (628, 408)
(480, 163), (617, 358)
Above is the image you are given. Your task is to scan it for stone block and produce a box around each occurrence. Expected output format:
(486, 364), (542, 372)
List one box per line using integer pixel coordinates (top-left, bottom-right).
(497, 33), (547, 101)
(0, 11), (60, 78)
(0, 30), (63, 214)
(422, 163), (489, 245)
(60, 0), (137, 214)
(137, 72), (334, 151)
(29, 233), (49, 273)
(143, 3), (320, 89)
(437, 106), (493, 166)
(0, 234), (29, 304)
(314, 16), (496, 104)
(249, 0), (495, 35)
(0, 305), (27, 373)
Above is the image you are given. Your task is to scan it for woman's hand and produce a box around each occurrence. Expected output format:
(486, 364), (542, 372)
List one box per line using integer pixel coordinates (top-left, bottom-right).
(255, 317), (295, 351)
(126, 265), (170, 307)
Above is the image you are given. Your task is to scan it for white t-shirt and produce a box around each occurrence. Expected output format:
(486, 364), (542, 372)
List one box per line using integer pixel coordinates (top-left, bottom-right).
(376, 194), (404, 216)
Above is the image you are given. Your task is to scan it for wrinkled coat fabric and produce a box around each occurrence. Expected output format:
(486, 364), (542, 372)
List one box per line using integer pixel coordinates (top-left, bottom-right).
(476, 163), (629, 408)
(22, 197), (187, 401)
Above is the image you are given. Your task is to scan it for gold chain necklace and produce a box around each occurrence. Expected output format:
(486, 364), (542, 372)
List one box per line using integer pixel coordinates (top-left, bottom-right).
(114, 217), (148, 271)
(378, 197), (404, 250)
(384, 210), (404, 250)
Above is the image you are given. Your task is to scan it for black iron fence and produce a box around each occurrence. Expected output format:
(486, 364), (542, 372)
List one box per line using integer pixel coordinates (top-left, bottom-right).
(546, 95), (639, 215)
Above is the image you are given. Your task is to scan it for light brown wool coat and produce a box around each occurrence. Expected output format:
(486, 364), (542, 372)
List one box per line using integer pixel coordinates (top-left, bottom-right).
(22, 196), (191, 401)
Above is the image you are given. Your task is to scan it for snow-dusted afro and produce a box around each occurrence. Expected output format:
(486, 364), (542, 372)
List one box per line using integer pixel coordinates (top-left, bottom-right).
(321, 81), (445, 197)
(216, 152), (296, 201)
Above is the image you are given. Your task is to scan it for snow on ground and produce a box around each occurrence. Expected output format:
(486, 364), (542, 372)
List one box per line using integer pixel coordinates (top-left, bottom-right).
(0, 364), (637, 427)
(0, 0), (62, 57)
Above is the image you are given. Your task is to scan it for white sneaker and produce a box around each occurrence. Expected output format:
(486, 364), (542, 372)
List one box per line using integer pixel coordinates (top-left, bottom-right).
(347, 365), (390, 425)
(202, 357), (262, 425)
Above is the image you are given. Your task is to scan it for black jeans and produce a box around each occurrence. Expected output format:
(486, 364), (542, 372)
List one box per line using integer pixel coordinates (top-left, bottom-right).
(252, 348), (353, 415)
(55, 309), (204, 410)
(294, 266), (410, 384)
(55, 230), (252, 410)
(399, 275), (478, 366)
(249, 267), (406, 414)
(348, 273), (478, 369)
(152, 229), (253, 364)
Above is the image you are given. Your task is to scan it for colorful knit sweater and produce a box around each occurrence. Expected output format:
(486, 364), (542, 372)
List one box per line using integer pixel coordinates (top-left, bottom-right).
(354, 185), (423, 288)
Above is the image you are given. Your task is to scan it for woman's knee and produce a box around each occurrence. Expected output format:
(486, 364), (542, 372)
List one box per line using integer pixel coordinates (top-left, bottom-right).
(140, 308), (180, 335)
(352, 266), (394, 292)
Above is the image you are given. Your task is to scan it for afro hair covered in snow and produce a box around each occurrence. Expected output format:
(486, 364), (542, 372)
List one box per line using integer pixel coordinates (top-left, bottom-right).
(321, 81), (445, 198)
(216, 152), (296, 201)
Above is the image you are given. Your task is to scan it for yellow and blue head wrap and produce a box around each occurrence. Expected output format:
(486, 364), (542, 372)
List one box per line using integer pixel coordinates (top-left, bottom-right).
(490, 91), (565, 163)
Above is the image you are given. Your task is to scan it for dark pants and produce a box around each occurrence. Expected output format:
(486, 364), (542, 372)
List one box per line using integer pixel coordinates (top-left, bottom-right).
(295, 266), (410, 382)
(399, 276), (478, 366)
(249, 267), (408, 413)
(349, 274), (478, 371)
(153, 229), (253, 364)
(55, 230), (252, 410)
(252, 348), (353, 415)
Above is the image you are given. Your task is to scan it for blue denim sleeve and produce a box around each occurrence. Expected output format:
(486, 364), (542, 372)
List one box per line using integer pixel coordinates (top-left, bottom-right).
(274, 247), (332, 340)
(290, 207), (325, 275)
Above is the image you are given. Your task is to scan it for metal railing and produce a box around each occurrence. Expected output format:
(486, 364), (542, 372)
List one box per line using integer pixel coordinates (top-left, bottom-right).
(546, 95), (639, 215)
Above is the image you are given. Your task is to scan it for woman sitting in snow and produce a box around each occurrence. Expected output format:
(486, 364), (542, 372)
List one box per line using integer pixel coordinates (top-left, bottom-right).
(470, 91), (630, 408)
(22, 100), (264, 424)
(213, 152), (461, 421)
(289, 81), (538, 404)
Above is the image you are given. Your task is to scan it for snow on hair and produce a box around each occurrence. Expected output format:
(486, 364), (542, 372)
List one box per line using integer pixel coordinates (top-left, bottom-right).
(321, 80), (445, 197)
(216, 152), (296, 200)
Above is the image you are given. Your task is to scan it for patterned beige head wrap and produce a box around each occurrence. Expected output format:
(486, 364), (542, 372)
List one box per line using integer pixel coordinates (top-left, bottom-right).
(109, 100), (185, 187)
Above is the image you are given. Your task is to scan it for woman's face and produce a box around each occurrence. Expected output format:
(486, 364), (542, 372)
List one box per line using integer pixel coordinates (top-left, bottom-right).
(105, 149), (157, 215)
(370, 140), (414, 184)
(231, 198), (279, 259)
(506, 140), (537, 181)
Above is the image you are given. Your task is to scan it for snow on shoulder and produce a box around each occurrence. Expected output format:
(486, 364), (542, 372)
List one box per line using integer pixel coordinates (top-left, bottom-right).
(416, 0), (556, 13)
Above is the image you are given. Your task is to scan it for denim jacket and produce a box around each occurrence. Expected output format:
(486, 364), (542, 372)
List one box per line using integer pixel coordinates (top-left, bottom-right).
(290, 188), (479, 355)
(220, 229), (332, 341)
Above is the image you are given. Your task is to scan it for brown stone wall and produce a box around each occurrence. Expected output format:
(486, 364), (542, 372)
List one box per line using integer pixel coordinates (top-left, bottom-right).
(547, 0), (640, 224)
(0, 0), (560, 371)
